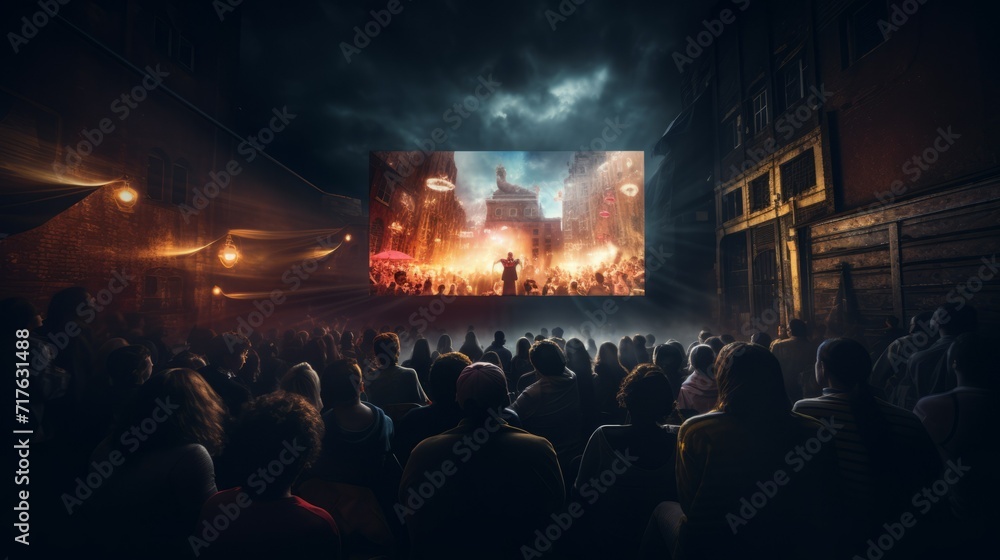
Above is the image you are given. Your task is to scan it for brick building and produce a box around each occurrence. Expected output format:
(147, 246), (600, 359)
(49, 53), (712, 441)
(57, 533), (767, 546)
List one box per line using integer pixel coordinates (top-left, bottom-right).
(663, 0), (1000, 336)
(0, 0), (356, 343)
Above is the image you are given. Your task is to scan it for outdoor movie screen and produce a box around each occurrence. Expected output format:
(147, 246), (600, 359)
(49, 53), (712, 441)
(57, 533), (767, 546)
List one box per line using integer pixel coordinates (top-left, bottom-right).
(369, 151), (645, 296)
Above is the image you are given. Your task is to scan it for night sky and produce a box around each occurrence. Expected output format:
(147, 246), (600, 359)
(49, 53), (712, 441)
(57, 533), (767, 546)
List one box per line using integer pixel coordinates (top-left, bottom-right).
(235, 0), (716, 206)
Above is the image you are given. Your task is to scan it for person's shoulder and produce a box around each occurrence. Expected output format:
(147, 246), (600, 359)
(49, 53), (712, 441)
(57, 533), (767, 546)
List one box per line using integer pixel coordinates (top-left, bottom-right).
(290, 496), (340, 531)
(678, 411), (725, 435)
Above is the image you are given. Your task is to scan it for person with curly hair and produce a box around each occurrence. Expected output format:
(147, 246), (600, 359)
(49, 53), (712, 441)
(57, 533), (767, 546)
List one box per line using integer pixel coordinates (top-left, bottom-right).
(194, 392), (339, 559)
(574, 365), (678, 558)
(85, 368), (227, 558)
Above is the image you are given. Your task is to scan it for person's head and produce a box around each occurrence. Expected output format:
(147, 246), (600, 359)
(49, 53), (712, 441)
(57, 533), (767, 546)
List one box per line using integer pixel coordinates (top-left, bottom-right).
(570, 280), (579, 291)
(551, 327), (564, 339)
(225, 393), (324, 498)
(373, 332), (401, 367)
(410, 338), (432, 362)
(280, 363), (324, 410)
(534, 334), (546, 343)
(45, 286), (92, 329)
(165, 351), (207, 372)
(427, 351), (472, 404)
(949, 333), (992, 389)
(595, 272), (605, 284)
(932, 302), (978, 337)
(464, 331), (479, 345)
(117, 368), (226, 454)
(515, 337), (531, 359)
(436, 334), (453, 353)
(814, 338), (872, 390)
(633, 334), (647, 350)
(698, 329), (713, 343)
(689, 344), (715, 375)
(652, 343), (683, 374)
(704, 336), (725, 355)
(456, 362), (509, 417)
(565, 338), (592, 375)
(720, 334), (735, 344)
(788, 319), (808, 338)
(715, 342), (789, 416)
(750, 331), (772, 348)
(597, 342), (620, 367)
(529, 340), (567, 377)
(493, 330), (506, 346)
(207, 333), (250, 371)
(482, 351), (501, 366)
(908, 311), (934, 334)
(0, 296), (41, 332)
(507, 252), (513, 258)
(617, 366), (674, 424)
(107, 345), (153, 388)
(645, 333), (656, 346)
(320, 360), (363, 406)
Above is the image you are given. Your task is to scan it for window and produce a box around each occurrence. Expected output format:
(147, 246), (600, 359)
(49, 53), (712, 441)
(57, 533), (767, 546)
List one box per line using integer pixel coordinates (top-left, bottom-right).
(844, 1), (889, 65)
(146, 154), (165, 200)
(153, 16), (195, 71)
(176, 36), (194, 71)
(781, 149), (816, 199)
(781, 58), (806, 112)
(508, 208), (517, 217)
(533, 229), (539, 235)
(374, 179), (393, 206)
(722, 188), (744, 222)
(533, 238), (539, 247)
(727, 117), (742, 150)
(142, 269), (184, 312)
(494, 208), (502, 217)
(752, 90), (768, 135)
(154, 17), (171, 55)
(749, 174), (770, 212)
(171, 164), (187, 205)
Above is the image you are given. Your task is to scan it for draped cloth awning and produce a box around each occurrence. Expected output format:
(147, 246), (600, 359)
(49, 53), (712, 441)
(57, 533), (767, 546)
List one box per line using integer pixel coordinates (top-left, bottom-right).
(0, 90), (103, 236)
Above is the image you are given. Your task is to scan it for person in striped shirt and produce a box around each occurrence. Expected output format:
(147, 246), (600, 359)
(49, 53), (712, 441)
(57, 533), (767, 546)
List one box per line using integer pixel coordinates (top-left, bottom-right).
(793, 338), (942, 553)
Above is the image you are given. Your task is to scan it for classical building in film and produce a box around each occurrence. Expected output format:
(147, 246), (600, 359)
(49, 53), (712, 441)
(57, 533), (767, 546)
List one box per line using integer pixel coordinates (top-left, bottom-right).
(662, 0), (1000, 337)
(484, 164), (562, 268)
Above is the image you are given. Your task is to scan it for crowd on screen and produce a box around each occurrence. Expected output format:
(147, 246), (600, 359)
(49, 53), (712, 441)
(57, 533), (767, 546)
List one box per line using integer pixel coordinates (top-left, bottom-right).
(3, 287), (995, 559)
(369, 255), (645, 296)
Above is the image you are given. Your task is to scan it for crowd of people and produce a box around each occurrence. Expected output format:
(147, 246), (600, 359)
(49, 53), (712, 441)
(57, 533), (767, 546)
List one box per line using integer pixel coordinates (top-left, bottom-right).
(3, 287), (995, 559)
(369, 254), (645, 296)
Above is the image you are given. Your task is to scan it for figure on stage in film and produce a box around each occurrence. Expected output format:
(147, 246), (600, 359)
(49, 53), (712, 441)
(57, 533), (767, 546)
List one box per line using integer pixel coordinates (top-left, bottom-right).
(494, 252), (521, 296)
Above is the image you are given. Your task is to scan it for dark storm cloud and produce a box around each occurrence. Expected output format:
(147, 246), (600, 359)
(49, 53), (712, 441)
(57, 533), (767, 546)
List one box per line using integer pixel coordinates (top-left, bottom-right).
(237, 0), (716, 205)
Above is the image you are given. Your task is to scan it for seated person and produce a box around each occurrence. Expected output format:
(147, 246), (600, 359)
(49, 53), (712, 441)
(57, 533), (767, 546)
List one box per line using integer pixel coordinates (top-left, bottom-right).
(401, 363), (565, 559)
(914, 333), (999, 553)
(194, 393), (340, 560)
(312, 360), (395, 488)
(85, 369), (225, 559)
(676, 344), (717, 416)
(640, 343), (842, 560)
(363, 332), (429, 407)
(575, 368), (678, 558)
(510, 341), (584, 470)
(794, 338), (942, 552)
(393, 352), (470, 466)
(198, 333), (253, 417)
